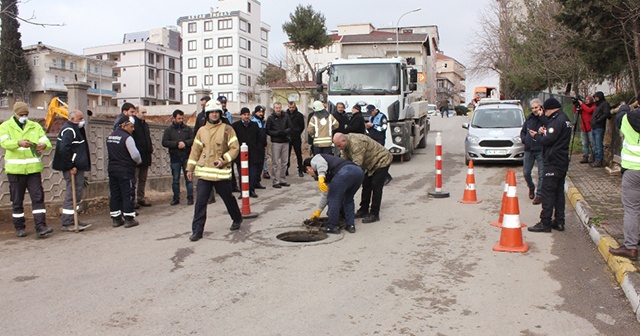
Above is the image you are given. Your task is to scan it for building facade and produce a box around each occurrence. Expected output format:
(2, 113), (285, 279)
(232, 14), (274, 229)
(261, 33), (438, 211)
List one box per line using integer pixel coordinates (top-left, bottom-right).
(84, 31), (182, 107)
(177, 0), (270, 106)
(23, 42), (117, 109)
(436, 53), (466, 106)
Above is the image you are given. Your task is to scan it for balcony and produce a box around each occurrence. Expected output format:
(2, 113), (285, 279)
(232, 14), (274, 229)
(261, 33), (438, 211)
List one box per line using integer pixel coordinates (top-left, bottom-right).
(44, 82), (68, 91)
(88, 88), (117, 96)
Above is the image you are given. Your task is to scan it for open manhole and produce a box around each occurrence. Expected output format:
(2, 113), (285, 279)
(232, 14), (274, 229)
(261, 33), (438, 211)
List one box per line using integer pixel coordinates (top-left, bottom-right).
(276, 230), (328, 243)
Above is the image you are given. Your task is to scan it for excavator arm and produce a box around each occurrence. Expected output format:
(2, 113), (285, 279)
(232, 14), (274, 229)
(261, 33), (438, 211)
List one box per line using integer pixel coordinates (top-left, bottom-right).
(45, 97), (69, 132)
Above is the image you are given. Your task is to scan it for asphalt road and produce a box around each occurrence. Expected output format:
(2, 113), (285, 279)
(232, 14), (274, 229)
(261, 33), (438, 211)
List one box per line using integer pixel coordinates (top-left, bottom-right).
(1, 115), (639, 335)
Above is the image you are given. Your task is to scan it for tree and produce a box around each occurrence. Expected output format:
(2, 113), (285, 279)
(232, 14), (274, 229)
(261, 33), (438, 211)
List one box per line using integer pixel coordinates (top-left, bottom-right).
(257, 63), (286, 86)
(282, 5), (332, 81)
(0, 0), (32, 102)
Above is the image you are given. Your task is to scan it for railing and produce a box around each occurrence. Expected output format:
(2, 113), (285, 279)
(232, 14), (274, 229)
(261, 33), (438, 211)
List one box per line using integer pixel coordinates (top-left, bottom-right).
(88, 88), (117, 96)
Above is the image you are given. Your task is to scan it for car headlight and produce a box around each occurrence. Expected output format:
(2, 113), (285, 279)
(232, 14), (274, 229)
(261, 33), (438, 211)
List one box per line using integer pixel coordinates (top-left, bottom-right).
(394, 136), (402, 143)
(466, 135), (480, 144)
(513, 136), (521, 143)
(393, 126), (402, 134)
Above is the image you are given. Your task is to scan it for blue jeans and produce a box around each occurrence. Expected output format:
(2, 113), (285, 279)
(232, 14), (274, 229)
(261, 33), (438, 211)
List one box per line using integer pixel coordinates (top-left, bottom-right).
(580, 131), (593, 156)
(523, 151), (543, 197)
(327, 165), (365, 228)
(171, 159), (193, 201)
(592, 128), (605, 162)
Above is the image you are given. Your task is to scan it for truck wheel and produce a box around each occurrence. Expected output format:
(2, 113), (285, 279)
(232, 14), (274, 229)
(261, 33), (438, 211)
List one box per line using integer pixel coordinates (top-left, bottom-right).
(417, 132), (427, 148)
(403, 148), (413, 161)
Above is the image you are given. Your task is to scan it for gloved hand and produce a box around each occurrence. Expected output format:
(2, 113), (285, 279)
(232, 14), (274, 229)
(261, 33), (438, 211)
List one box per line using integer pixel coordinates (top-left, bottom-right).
(310, 209), (322, 220)
(318, 176), (329, 193)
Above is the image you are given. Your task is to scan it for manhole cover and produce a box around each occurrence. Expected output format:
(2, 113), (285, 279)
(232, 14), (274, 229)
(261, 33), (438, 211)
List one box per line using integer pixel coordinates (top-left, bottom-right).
(276, 230), (328, 243)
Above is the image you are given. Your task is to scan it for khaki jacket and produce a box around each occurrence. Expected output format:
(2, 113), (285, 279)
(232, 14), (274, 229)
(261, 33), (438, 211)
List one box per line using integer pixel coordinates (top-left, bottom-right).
(341, 133), (392, 176)
(187, 121), (239, 181)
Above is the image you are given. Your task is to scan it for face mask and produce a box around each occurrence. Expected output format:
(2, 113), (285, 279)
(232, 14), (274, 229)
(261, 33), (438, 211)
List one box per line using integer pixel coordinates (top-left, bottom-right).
(16, 115), (28, 124)
(78, 120), (86, 128)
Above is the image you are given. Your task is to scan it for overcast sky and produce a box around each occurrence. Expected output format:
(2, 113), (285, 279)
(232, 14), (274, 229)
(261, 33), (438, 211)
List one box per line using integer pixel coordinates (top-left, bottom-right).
(16, 0), (498, 102)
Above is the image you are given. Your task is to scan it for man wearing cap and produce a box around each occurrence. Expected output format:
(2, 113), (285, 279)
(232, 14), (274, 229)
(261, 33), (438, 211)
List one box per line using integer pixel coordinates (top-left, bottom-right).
(308, 100), (339, 155)
(107, 115), (142, 229)
(251, 105), (269, 186)
(333, 132), (393, 224)
(52, 109), (91, 231)
(365, 104), (392, 185)
(528, 97), (571, 233)
(162, 109), (195, 206)
(217, 95), (233, 125)
(286, 101), (305, 177)
(0, 102), (53, 238)
(609, 104), (640, 260)
(345, 105), (366, 134)
(266, 102), (292, 188)
(232, 107), (264, 198)
(187, 100), (242, 241)
(132, 105), (153, 208)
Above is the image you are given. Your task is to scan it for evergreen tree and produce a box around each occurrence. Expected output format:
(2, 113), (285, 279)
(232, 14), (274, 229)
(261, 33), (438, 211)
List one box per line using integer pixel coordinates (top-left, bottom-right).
(282, 5), (332, 81)
(0, 0), (32, 101)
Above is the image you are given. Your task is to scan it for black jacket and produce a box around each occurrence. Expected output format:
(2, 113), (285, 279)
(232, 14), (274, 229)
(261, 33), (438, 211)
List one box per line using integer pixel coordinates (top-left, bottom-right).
(162, 122), (194, 161)
(232, 120), (265, 163)
(52, 121), (91, 171)
(591, 92), (611, 130)
(266, 112), (291, 143)
(132, 117), (153, 167)
(345, 111), (366, 134)
(107, 128), (139, 174)
(194, 110), (206, 136)
(332, 111), (349, 133)
(520, 113), (544, 152)
(287, 108), (305, 137)
(533, 110), (572, 177)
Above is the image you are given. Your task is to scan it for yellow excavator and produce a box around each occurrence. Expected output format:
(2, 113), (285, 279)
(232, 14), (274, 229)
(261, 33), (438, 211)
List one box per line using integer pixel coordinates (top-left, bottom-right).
(44, 97), (68, 132)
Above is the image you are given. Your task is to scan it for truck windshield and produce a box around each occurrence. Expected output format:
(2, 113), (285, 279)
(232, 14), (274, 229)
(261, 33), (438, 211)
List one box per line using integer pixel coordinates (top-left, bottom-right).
(328, 64), (400, 95)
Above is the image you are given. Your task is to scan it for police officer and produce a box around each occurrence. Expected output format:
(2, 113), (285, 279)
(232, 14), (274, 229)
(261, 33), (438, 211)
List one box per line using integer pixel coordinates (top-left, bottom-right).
(186, 100), (242, 242)
(107, 115), (142, 228)
(528, 97), (571, 233)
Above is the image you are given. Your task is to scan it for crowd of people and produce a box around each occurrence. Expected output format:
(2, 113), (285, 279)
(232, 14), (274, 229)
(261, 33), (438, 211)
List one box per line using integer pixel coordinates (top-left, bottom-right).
(0, 97), (395, 240)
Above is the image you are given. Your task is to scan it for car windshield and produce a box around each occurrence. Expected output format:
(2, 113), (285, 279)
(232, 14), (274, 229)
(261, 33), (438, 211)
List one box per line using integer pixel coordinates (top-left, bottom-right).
(471, 108), (523, 128)
(328, 63), (400, 95)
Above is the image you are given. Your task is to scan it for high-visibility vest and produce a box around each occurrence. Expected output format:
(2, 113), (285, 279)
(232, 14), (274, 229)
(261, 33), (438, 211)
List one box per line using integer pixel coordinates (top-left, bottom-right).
(620, 114), (640, 170)
(0, 118), (52, 175)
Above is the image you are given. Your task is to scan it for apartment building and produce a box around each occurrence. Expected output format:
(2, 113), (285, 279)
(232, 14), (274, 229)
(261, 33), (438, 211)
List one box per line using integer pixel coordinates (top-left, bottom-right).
(436, 53), (466, 106)
(23, 42), (117, 109)
(177, 0), (270, 105)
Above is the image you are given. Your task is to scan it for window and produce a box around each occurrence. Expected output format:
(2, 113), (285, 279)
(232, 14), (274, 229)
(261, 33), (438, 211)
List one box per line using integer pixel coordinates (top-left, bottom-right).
(261, 46), (268, 58)
(218, 55), (233, 66)
(239, 55), (247, 68)
(156, 54), (162, 63)
(148, 68), (155, 80)
(148, 84), (155, 96)
(247, 2), (251, 12)
(204, 56), (214, 68)
(204, 20), (213, 31)
(204, 75), (213, 86)
(169, 88), (176, 100)
(218, 74), (233, 85)
(261, 62), (267, 72)
(327, 44), (337, 53)
(169, 73), (176, 85)
(69, 61), (77, 70)
(188, 58), (197, 69)
(240, 38), (247, 50)
(168, 58), (176, 70)
(247, 23), (251, 34)
(188, 22), (197, 33)
(247, 40), (251, 51)
(248, 75), (252, 86)
(261, 29), (268, 41)
(247, 58), (252, 69)
(218, 19), (232, 30)
(33, 55), (39, 66)
(148, 52), (155, 64)
(240, 74), (247, 85)
(239, 92), (248, 103)
(188, 76), (197, 87)
(188, 40), (197, 51)
(188, 94), (196, 104)
(218, 37), (232, 48)
(240, 20), (247, 32)
(219, 92), (233, 101)
(204, 38), (213, 50)
(314, 48), (323, 54)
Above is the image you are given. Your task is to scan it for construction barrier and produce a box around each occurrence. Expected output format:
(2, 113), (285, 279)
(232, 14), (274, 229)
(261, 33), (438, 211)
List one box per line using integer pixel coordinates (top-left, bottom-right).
(459, 159), (481, 204)
(493, 170), (529, 253)
(428, 132), (449, 198)
(240, 143), (258, 219)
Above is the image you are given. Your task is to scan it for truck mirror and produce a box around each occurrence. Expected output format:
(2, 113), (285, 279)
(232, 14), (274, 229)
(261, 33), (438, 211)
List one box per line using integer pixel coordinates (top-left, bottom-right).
(409, 69), (418, 83)
(409, 83), (417, 91)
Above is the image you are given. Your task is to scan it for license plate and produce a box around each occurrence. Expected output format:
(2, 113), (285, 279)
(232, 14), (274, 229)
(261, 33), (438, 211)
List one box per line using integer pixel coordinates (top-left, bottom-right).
(485, 149), (507, 155)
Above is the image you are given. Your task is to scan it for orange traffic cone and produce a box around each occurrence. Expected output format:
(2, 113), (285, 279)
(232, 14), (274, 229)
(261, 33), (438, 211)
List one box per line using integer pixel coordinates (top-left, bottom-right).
(490, 171), (510, 227)
(459, 160), (481, 204)
(493, 171), (529, 253)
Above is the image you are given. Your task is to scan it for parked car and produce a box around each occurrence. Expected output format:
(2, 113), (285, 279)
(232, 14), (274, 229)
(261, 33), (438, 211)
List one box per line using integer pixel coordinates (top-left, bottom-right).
(462, 99), (525, 165)
(427, 104), (437, 116)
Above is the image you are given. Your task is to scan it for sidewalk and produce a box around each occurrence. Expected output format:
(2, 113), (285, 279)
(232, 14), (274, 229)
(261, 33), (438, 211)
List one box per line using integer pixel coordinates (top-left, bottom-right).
(566, 154), (640, 320)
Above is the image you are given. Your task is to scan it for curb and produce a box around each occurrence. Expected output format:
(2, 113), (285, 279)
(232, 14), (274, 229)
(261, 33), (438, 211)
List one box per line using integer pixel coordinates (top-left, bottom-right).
(565, 177), (640, 321)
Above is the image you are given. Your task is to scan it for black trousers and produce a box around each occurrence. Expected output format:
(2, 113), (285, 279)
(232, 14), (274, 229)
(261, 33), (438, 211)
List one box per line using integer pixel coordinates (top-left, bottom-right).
(235, 160), (260, 192)
(192, 179), (242, 234)
(359, 165), (390, 216)
(288, 136), (303, 173)
(539, 174), (565, 226)
(109, 171), (136, 220)
(315, 146), (333, 155)
(8, 173), (47, 230)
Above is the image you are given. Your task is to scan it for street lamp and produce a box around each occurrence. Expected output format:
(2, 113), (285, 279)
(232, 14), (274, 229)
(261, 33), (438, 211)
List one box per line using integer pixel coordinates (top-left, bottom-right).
(396, 8), (421, 57)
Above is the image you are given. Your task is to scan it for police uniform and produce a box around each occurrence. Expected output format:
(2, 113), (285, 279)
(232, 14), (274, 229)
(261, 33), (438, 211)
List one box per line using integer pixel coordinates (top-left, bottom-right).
(528, 98), (571, 232)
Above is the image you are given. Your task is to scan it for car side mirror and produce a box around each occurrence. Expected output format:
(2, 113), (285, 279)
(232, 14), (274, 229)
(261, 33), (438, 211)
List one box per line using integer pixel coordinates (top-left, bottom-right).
(462, 123), (469, 129)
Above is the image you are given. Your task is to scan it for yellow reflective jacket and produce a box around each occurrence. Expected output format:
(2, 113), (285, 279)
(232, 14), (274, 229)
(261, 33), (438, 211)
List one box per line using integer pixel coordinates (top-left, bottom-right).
(187, 121), (239, 181)
(0, 118), (52, 175)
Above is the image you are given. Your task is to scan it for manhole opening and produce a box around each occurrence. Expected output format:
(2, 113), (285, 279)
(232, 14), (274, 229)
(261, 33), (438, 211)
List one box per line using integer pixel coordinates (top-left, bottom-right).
(276, 230), (328, 243)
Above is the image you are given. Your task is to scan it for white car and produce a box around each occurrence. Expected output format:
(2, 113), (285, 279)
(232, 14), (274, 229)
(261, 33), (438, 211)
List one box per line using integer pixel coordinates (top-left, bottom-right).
(427, 104), (437, 116)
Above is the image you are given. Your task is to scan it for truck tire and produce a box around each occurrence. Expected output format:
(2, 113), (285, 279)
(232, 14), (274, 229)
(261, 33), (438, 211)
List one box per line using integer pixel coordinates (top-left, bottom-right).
(403, 146), (413, 161)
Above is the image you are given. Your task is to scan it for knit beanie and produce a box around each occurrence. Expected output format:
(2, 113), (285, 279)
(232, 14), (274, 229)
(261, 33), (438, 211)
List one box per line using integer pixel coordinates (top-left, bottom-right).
(13, 102), (29, 114)
(543, 98), (562, 110)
